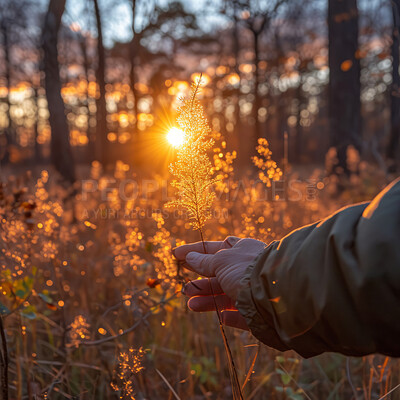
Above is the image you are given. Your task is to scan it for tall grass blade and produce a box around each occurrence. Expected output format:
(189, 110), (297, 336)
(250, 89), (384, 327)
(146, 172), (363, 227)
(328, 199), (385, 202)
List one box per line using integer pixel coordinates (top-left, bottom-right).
(241, 344), (259, 392)
(156, 368), (182, 400)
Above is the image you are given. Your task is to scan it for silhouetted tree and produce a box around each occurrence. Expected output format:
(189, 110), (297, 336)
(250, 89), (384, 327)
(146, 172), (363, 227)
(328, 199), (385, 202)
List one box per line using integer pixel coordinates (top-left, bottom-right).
(328, 0), (361, 176)
(78, 29), (95, 161)
(42, 0), (75, 183)
(240, 0), (286, 147)
(93, 0), (109, 166)
(0, 0), (32, 163)
(130, 0), (139, 135)
(0, 12), (12, 156)
(116, 0), (206, 122)
(273, 0), (319, 164)
(217, 0), (244, 160)
(388, 0), (400, 172)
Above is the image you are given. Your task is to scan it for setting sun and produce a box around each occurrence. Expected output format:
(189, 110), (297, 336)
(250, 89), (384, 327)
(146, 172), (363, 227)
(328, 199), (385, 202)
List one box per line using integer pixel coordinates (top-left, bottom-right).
(167, 127), (185, 147)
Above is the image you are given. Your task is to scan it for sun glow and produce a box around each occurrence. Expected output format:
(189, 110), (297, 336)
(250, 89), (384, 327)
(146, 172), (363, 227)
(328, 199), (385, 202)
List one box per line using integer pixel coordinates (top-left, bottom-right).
(167, 127), (185, 147)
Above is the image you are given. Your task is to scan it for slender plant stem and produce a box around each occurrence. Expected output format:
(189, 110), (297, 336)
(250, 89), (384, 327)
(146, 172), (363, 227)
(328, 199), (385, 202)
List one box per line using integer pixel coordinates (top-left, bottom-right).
(198, 228), (244, 400)
(241, 344), (259, 392)
(0, 315), (8, 400)
(199, 228), (206, 253)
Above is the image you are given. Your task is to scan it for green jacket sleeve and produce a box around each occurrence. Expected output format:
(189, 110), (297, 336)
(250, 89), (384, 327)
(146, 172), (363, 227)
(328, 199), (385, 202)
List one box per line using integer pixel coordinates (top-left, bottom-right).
(236, 178), (400, 358)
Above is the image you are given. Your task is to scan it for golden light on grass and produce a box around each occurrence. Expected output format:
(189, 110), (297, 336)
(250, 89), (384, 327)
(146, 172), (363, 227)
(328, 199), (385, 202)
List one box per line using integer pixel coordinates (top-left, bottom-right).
(166, 127), (185, 148)
(165, 77), (244, 399)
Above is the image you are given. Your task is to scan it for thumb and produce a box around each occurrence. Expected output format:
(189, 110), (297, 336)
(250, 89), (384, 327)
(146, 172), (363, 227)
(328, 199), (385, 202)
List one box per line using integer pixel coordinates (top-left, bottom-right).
(186, 252), (216, 277)
(225, 236), (241, 247)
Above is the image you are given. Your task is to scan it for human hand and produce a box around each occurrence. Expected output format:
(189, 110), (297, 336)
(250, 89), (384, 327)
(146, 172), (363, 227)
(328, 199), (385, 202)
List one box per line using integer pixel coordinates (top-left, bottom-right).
(173, 236), (266, 330)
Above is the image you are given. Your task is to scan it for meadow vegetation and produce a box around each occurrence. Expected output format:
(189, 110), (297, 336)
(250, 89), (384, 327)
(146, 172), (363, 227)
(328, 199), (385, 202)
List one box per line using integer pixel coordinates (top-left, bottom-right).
(0, 142), (394, 399)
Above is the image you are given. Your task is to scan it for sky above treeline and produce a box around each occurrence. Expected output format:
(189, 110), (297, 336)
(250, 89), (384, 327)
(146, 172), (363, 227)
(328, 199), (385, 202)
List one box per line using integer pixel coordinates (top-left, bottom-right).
(34, 0), (388, 48)
(57, 0), (229, 47)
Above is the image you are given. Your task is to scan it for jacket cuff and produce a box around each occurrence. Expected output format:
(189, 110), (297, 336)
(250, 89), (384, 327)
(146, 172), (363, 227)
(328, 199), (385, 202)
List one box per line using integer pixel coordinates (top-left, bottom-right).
(236, 247), (290, 352)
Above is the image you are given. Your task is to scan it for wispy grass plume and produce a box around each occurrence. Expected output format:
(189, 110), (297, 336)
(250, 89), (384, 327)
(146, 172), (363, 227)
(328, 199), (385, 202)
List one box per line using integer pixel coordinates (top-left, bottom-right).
(167, 75), (244, 399)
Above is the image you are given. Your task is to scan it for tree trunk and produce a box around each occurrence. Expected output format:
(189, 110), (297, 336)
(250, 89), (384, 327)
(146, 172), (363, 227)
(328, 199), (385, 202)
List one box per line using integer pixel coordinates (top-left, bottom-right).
(33, 87), (41, 163)
(3, 23), (11, 135)
(130, 0), (139, 136)
(93, 0), (109, 166)
(0, 21), (13, 164)
(79, 35), (95, 162)
(387, 0), (400, 172)
(252, 30), (262, 145)
(42, 0), (75, 183)
(231, 8), (244, 167)
(295, 79), (303, 163)
(295, 60), (307, 164)
(328, 0), (361, 176)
